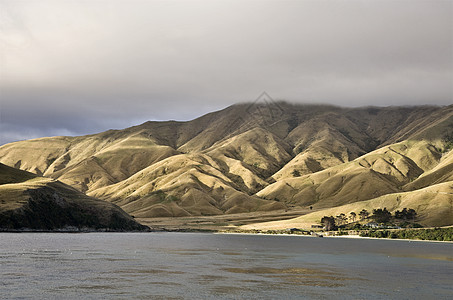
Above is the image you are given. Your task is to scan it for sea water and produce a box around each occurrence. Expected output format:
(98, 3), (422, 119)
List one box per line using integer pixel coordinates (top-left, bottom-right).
(0, 232), (452, 299)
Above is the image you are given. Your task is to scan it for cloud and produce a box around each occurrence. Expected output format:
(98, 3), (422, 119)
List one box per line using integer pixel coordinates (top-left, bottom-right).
(0, 0), (452, 144)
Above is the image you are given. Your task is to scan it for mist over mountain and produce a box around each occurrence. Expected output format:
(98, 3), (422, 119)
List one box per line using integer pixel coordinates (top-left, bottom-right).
(1, 102), (452, 227)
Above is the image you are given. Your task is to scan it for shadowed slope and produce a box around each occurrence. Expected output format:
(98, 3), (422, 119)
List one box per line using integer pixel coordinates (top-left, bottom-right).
(0, 104), (452, 222)
(0, 164), (147, 231)
(89, 153), (285, 217)
(257, 140), (446, 207)
(404, 151), (453, 191)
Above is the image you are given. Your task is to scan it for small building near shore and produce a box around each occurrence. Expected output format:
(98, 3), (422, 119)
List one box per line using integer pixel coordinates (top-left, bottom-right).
(366, 222), (381, 228)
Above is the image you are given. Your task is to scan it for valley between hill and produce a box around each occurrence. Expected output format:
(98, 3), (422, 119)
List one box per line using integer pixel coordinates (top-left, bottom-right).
(1, 102), (452, 229)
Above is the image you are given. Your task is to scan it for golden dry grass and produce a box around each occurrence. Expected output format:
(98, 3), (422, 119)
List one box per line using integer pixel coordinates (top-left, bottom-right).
(0, 163), (145, 230)
(258, 140), (449, 209)
(0, 104), (452, 227)
(242, 181), (453, 230)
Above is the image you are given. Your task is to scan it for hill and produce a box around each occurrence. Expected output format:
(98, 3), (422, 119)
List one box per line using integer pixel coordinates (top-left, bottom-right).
(0, 102), (452, 227)
(0, 163), (148, 231)
(241, 181), (453, 230)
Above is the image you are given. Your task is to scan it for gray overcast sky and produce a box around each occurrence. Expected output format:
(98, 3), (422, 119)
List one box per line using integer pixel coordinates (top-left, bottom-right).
(0, 0), (452, 144)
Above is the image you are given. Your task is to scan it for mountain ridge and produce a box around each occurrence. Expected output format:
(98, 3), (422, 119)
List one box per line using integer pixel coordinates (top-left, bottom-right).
(1, 102), (452, 227)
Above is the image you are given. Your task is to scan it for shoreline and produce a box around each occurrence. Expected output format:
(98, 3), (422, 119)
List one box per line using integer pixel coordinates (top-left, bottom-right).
(215, 231), (453, 243)
(1, 229), (452, 243)
(0, 228), (152, 233)
(324, 234), (453, 243)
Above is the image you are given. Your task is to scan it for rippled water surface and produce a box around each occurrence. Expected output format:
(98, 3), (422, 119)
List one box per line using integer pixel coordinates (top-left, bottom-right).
(1, 232), (452, 299)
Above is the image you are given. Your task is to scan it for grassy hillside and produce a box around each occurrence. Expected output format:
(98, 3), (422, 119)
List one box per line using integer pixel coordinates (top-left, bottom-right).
(257, 140), (445, 207)
(242, 181), (453, 230)
(0, 103), (452, 227)
(0, 164), (148, 231)
(88, 153), (285, 217)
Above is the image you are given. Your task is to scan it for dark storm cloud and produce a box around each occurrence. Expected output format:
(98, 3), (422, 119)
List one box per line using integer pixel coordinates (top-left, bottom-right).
(0, 0), (452, 144)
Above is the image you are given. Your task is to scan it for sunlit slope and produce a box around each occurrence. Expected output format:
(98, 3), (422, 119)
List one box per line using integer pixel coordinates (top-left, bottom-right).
(405, 151), (453, 191)
(89, 153), (285, 217)
(0, 103), (452, 220)
(204, 127), (292, 185)
(258, 140), (446, 207)
(0, 129), (180, 193)
(0, 164), (147, 230)
(242, 181), (453, 230)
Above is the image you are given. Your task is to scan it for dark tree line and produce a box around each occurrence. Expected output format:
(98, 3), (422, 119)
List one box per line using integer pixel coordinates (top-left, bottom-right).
(321, 216), (337, 231)
(372, 208), (391, 223)
(360, 227), (453, 241)
(394, 208), (417, 220)
(320, 207), (418, 230)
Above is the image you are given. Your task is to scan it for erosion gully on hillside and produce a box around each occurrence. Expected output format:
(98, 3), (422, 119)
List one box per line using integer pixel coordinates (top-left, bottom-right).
(1, 103), (452, 230)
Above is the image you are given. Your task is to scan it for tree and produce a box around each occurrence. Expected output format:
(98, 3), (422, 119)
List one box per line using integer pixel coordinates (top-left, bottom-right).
(394, 208), (417, 221)
(349, 212), (357, 223)
(372, 208), (391, 223)
(321, 216), (337, 231)
(406, 208), (417, 221)
(394, 209), (404, 219)
(292, 169), (301, 177)
(336, 213), (347, 225)
(359, 209), (369, 220)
